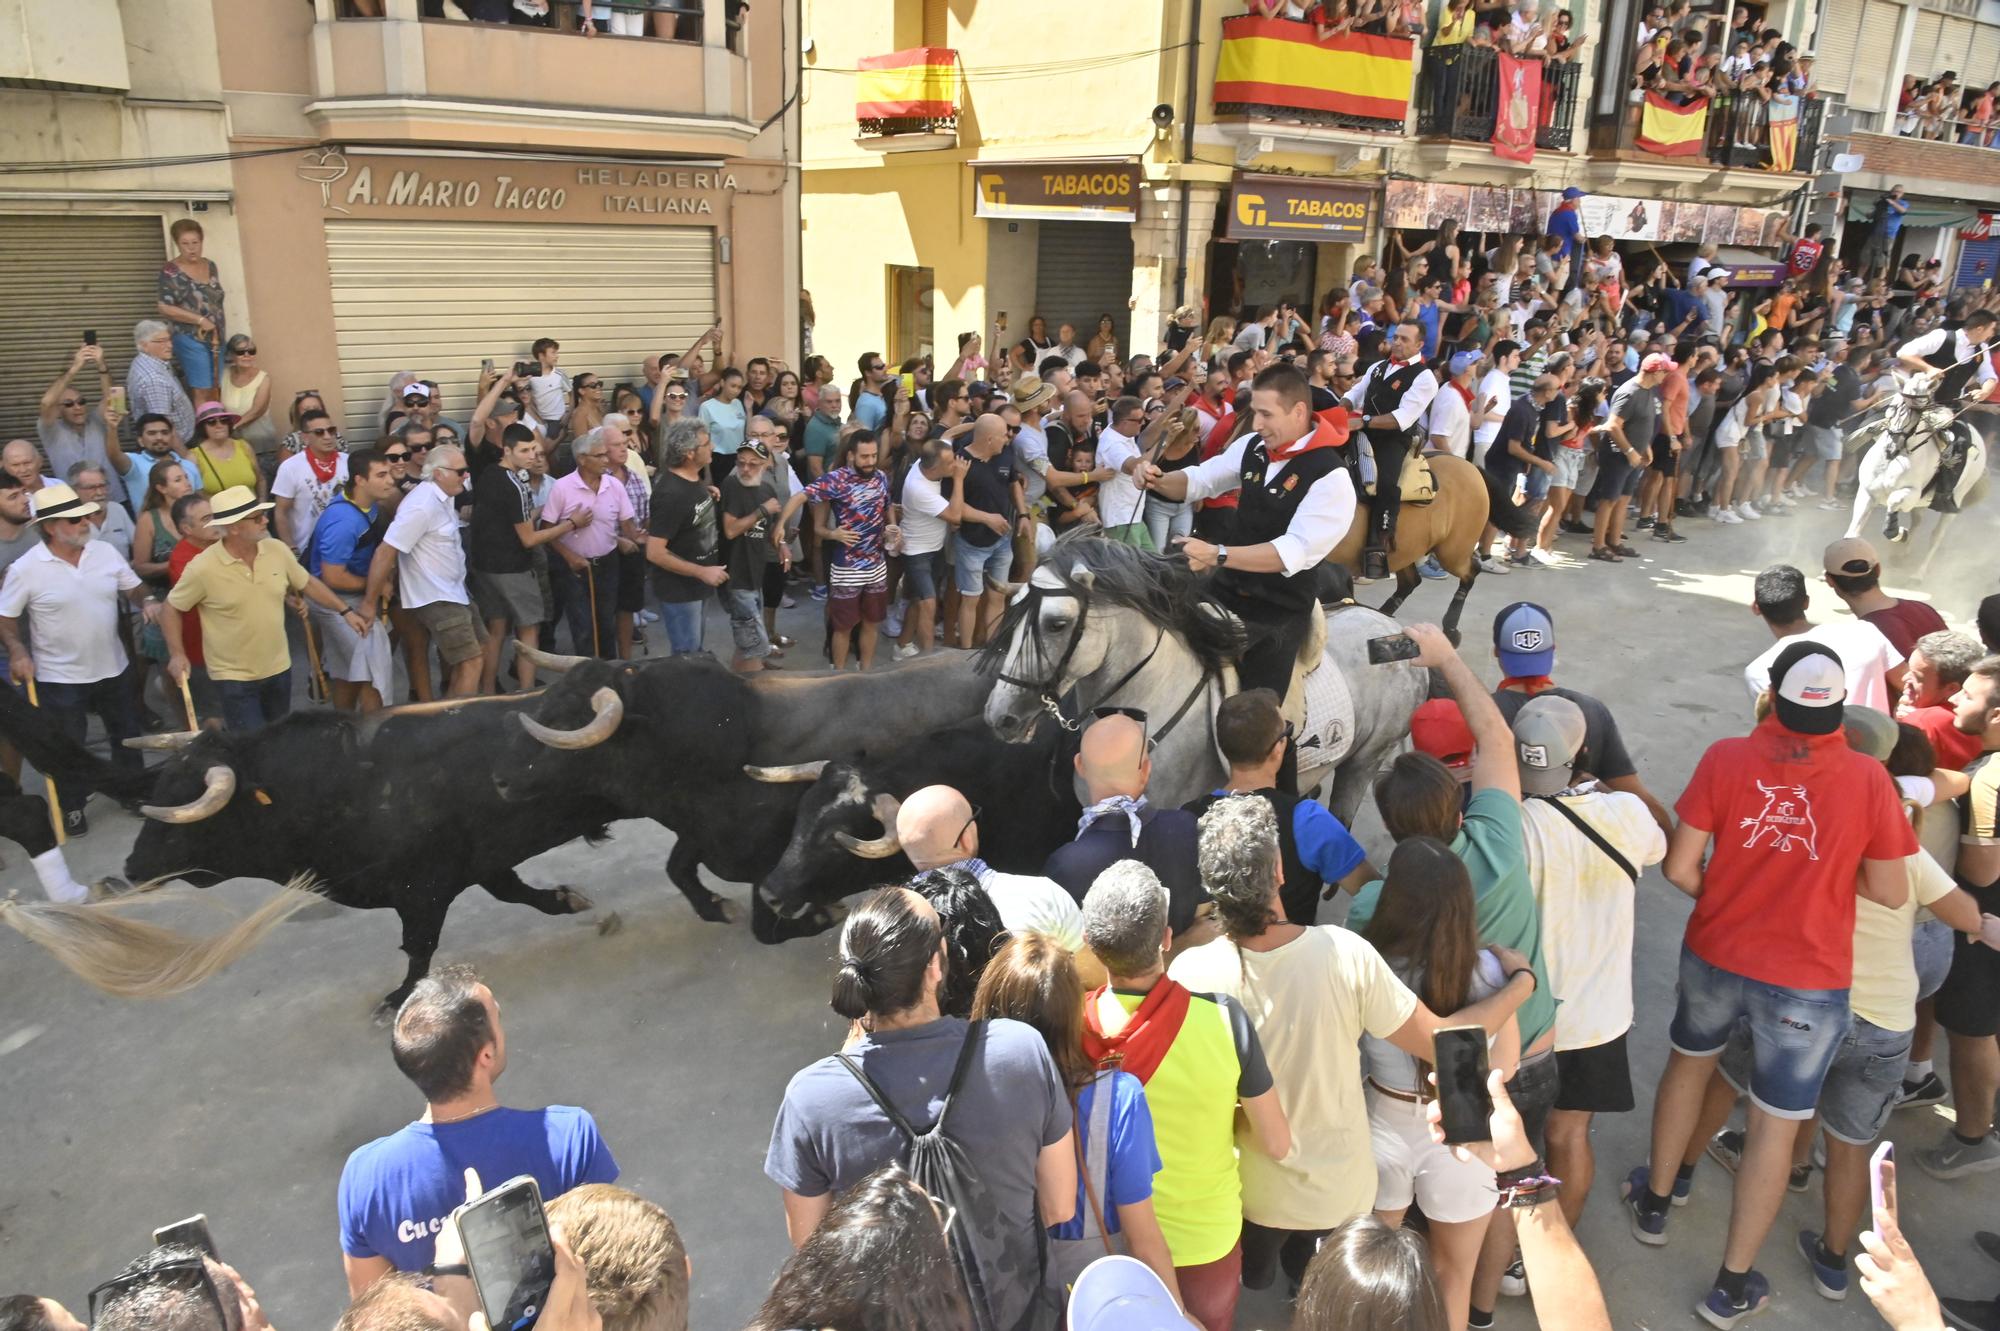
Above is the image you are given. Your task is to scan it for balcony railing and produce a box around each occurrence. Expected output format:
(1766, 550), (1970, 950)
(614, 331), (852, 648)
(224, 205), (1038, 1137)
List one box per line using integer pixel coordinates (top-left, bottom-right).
(1415, 46), (1580, 153)
(854, 47), (959, 140)
(336, 0), (743, 53)
(1213, 15), (1415, 134)
(1703, 91), (1825, 172)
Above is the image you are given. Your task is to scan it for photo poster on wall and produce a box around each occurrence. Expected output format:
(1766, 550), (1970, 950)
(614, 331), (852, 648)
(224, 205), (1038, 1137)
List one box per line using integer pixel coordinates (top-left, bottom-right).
(1576, 194), (1662, 241)
(1468, 186), (1513, 233)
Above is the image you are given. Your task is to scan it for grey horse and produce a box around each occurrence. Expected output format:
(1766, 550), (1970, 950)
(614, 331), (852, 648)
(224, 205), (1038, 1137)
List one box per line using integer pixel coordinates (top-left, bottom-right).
(981, 533), (1428, 824)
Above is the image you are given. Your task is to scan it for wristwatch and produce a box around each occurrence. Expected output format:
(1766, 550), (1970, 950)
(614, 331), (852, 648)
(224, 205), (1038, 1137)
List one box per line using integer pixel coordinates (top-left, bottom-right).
(1215, 544), (1229, 567)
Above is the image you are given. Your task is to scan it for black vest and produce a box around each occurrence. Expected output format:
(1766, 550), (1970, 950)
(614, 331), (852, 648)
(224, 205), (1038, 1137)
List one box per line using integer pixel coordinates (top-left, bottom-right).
(1183, 788), (1325, 926)
(1361, 359), (1429, 443)
(1216, 436), (1344, 616)
(1925, 333), (1990, 403)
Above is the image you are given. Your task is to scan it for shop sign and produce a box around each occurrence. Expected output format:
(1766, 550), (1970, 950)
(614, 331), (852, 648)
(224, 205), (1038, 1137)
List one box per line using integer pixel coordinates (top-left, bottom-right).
(297, 149), (738, 219)
(1962, 214), (1995, 241)
(972, 161), (1141, 224)
(1225, 175), (1374, 243)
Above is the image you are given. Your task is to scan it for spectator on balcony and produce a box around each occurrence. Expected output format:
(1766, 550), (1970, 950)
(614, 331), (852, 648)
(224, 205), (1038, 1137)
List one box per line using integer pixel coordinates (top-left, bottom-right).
(1248, 0), (1312, 16)
(1431, 0), (1476, 44)
(1965, 82), (1998, 146)
(1543, 7), (1584, 61)
(1720, 34), (1753, 82)
(580, 0), (646, 35)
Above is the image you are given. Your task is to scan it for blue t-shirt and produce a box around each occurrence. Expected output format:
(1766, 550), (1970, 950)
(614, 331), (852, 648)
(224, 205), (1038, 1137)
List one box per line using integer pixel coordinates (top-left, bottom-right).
(308, 496), (382, 581)
(1548, 204), (1582, 259)
(1050, 1070), (1161, 1240)
(698, 396), (748, 455)
(1295, 798), (1368, 885)
(851, 390), (888, 431)
(1416, 302), (1442, 359)
(337, 1106), (619, 1270)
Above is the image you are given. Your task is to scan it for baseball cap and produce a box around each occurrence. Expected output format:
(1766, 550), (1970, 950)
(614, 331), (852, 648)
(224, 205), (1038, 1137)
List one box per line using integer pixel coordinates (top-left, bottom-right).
(1641, 352), (1679, 374)
(402, 382), (432, 402)
(1068, 1255), (1195, 1331)
(1450, 350), (1483, 376)
(1513, 694), (1588, 796)
(1493, 601), (1556, 677)
(1841, 703), (1897, 762)
(1561, 186), (1587, 200)
(1708, 269), (1732, 283)
(1411, 698), (1477, 779)
(1770, 641), (1846, 736)
(1822, 536), (1880, 577)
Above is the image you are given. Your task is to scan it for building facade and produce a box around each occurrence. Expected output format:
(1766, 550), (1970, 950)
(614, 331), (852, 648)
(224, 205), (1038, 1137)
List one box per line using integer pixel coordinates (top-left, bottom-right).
(1, 0), (799, 439)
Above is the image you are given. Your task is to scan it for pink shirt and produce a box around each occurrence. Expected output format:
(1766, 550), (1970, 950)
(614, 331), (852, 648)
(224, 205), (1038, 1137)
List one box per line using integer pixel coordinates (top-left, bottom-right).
(542, 469), (635, 560)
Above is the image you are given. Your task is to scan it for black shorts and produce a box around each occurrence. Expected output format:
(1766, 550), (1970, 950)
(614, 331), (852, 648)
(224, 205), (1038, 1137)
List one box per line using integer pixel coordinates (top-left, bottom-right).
(1766, 429), (1799, 471)
(1936, 880), (2000, 1038)
(1649, 437), (1678, 476)
(1588, 447), (1633, 503)
(616, 548), (648, 614)
(1554, 1032), (1636, 1114)
(1240, 1221), (1330, 1291)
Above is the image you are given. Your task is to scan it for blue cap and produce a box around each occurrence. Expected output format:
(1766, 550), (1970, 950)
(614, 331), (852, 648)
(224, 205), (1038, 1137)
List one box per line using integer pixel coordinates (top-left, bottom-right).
(1561, 186), (1587, 200)
(1449, 350), (1483, 376)
(1068, 1256), (1195, 1331)
(1493, 601), (1556, 676)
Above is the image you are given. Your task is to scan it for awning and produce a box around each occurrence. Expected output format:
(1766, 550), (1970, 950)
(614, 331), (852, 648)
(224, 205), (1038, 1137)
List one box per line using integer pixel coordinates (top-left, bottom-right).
(1844, 190), (1978, 230)
(1655, 243), (1785, 287)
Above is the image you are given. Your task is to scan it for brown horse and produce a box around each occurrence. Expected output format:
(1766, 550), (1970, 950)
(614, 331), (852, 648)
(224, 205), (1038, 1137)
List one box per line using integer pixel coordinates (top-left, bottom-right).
(1329, 453), (1491, 643)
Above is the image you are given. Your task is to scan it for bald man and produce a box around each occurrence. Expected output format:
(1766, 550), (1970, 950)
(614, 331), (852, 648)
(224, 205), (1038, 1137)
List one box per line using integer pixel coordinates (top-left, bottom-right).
(1044, 713), (1208, 940)
(898, 783), (1087, 956)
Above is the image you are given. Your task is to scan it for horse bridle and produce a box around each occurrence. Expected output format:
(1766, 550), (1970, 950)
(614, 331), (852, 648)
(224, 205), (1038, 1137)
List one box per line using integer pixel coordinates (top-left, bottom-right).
(996, 581), (1216, 742)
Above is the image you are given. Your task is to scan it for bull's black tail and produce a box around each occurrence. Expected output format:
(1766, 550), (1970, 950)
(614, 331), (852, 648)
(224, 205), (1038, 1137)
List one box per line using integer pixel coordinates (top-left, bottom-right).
(0, 682), (155, 798)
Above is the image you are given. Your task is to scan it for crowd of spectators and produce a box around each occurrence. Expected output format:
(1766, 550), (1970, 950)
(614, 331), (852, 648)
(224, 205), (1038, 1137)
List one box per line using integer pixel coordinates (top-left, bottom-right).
(1896, 71), (2000, 146)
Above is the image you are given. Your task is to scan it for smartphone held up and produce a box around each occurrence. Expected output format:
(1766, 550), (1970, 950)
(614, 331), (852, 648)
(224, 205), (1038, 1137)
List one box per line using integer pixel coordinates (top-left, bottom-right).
(454, 1175), (557, 1331)
(1433, 1025), (1493, 1144)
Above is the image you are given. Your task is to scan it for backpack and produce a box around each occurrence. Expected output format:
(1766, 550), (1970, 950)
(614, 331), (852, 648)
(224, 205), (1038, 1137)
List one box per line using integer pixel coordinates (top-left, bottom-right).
(836, 1022), (1009, 1331)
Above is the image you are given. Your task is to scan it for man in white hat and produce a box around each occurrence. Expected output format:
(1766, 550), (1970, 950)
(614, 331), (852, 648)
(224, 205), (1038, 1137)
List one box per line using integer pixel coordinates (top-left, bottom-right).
(0, 483), (157, 834)
(164, 484), (369, 730)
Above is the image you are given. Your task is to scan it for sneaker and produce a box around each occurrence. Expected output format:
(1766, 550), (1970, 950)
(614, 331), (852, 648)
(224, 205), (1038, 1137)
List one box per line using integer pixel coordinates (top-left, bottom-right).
(780, 594), (797, 609)
(1941, 1296), (2000, 1331)
(1898, 1071), (1949, 1109)
(1620, 1165), (1670, 1245)
(894, 643), (920, 660)
(1508, 549), (1536, 566)
(1698, 1271), (1772, 1330)
(635, 608), (659, 625)
(1798, 1230), (1849, 1300)
(1917, 1131), (2000, 1179)
(1476, 554), (1513, 575)
(1791, 1161), (1813, 1191)
(1654, 525), (1689, 542)
(1467, 1309), (1496, 1331)
(1737, 501), (1763, 520)
(1638, 515), (1658, 530)
(1416, 554), (1451, 580)
(1499, 1256), (1528, 1298)
(1672, 1168), (1694, 1206)
(1708, 1128), (1746, 1173)
(1711, 505), (1743, 524)
(1560, 518), (1592, 535)
(1818, 499), (1847, 510)
(1529, 548), (1560, 566)
(809, 584), (828, 602)
(62, 806), (87, 838)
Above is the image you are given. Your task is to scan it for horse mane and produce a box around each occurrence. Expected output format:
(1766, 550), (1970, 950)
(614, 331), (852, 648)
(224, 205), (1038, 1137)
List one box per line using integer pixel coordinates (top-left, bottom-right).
(975, 526), (1248, 677)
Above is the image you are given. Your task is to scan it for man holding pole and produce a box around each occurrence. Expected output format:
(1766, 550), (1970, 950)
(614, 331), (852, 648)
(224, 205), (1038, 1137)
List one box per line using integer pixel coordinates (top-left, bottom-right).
(163, 485), (370, 730)
(543, 427), (641, 659)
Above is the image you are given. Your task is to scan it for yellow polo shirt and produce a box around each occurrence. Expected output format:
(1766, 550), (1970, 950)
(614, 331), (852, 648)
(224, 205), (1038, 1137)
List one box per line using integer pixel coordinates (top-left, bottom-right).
(167, 537), (309, 682)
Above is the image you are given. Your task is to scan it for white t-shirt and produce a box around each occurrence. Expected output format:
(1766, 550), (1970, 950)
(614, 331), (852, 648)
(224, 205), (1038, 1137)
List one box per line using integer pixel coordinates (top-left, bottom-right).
(527, 370), (570, 424)
(382, 480), (470, 608)
(1744, 620), (1905, 715)
(975, 867), (1084, 953)
(1170, 926), (1418, 1229)
(1093, 426), (1146, 531)
(1472, 368), (1513, 458)
(900, 465), (951, 556)
(272, 451), (351, 553)
(1519, 786), (1668, 1051)
(1427, 386), (1471, 457)
(0, 541), (140, 683)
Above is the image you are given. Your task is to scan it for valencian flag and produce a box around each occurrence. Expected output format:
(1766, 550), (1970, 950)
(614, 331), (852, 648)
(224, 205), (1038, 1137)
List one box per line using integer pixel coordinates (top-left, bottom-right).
(1636, 93), (1709, 155)
(1493, 52), (1541, 163)
(1214, 15), (1414, 123)
(1767, 96), (1800, 171)
(855, 47), (957, 120)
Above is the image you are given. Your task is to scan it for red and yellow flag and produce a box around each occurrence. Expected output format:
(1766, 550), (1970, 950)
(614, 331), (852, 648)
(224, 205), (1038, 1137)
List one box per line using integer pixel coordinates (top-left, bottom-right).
(855, 47), (957, 120)
(1635, 93), (1708, 156)
(1214, 16), (1414, 124)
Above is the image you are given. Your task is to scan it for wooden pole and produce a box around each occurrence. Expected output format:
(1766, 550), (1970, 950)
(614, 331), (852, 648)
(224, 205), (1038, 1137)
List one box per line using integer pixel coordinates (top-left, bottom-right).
(23, 678), (65, 846)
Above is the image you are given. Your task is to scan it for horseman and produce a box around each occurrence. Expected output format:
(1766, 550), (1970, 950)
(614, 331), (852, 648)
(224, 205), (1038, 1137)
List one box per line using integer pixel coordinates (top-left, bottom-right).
(1137, 362), (1356, 708)
(1343, 318), (1440, 579)
(1894, 307), (1999, 510)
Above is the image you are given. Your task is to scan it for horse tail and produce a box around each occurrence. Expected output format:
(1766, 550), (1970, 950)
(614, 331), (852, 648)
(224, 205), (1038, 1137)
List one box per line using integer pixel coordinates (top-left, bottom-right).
(1425, 456), (1491, 580)
(0, 681), (155, 798)
(0, 877), (322, 999)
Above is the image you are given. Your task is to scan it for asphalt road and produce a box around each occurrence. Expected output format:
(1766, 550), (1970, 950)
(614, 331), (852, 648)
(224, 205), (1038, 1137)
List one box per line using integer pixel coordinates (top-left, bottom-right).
(2, 499), (1995, 1331)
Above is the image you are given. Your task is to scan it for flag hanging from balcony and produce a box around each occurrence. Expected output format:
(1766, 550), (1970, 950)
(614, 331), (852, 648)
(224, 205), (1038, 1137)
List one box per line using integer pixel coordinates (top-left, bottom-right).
(855, 48), (958, 120)
(1492, 53), (1541, 163)
(1636, 93), (1708, 156)
(1766, 96), (1799, 172)
(1214, 16), (1414, 124)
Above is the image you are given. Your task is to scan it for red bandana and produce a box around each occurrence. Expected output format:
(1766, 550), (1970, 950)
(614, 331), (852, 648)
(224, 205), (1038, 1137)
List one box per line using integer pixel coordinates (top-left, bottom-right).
(1271, 414), (1350, 461)
(1500, 675), (1556, 694)
(306, 449), (340, 484)
(1081, 979), (1192, 1085)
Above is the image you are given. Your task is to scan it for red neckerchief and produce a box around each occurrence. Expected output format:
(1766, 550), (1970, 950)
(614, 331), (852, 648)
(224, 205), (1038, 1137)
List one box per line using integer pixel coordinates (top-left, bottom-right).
(1081, 979), (1192, 1085)
(1500, 675), (1556, 694)
(306, 449), (340, 484)
(1273, 416), (1348, 460)
(1450, 380), (1476, 409)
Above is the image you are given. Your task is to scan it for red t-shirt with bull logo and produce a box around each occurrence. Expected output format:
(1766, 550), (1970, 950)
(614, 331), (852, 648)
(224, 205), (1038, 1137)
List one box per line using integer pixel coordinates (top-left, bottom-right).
(1675, 715), (1918, 990)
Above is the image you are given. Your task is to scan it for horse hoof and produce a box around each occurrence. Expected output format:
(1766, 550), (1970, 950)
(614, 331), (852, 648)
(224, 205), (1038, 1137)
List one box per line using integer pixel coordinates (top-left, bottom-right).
(1445, 627), (1463, 648)
(694, 895), (741, 925)
(555, 886), (593, 914)
(372, 997), (399, 1027)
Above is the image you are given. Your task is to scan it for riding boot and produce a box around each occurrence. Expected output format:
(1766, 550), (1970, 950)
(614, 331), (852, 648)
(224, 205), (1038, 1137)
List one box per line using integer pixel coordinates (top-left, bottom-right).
(1362, 545), (1391, 580)
(1929, 453), (1966, 512)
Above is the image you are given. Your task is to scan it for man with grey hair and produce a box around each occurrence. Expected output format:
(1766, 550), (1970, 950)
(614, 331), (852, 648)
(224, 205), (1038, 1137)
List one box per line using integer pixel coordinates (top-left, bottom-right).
(366, 443), (483, 698)
(127, 319), (194, 443)
(68, 463), (134, 558)
(646, 418), (725, 655)
(1078, 857), (1287, 1331)
(543, 425), (640, 658)
(1169, 794), (1538, 1294)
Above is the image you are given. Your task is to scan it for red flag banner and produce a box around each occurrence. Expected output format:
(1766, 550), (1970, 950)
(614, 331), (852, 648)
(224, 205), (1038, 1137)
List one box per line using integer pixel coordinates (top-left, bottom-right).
(1214, 16), (1415, 124)
(855, 48), (958, 121)
(1636, 93), (1709, 156)
(1493, 53), (1541, 163)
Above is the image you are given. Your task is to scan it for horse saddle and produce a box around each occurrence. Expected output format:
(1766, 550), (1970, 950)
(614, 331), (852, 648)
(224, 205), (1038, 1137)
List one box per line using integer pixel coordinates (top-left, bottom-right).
(1278, 603), (1357, 774)
(1360, 453), (1439, 506)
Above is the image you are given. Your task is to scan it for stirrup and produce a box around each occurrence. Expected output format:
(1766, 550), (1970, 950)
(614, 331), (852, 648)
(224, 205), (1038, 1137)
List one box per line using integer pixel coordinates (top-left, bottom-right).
(1362, 547), (1391, 581)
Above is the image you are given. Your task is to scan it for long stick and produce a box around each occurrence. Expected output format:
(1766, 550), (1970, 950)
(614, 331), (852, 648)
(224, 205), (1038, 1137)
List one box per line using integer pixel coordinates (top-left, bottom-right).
(23, 678), (65, 846)
(301, 606), (329, 702)
(178, 673), (199, 732)
(586, 562), (600, 657)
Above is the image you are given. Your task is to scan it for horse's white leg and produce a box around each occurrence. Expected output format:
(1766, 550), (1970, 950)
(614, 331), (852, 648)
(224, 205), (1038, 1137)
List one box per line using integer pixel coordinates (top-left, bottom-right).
(1845, 484), (1872, 540)
(1918, 511), (1954, 580)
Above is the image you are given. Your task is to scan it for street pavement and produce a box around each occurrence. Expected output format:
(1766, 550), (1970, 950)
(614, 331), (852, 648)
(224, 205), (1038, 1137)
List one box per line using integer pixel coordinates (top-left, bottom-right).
(2, 500), (1995, 1331)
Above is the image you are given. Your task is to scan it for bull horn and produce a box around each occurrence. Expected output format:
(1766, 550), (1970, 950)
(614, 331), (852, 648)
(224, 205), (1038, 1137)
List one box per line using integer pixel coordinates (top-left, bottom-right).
(835, 793), (903, 859)
(518, 687), (623, 751)
(141, 765), (237, 824)
(124, 731), (202, 752)
(514, 641), (589, 673)
(743, 761), (830, 783)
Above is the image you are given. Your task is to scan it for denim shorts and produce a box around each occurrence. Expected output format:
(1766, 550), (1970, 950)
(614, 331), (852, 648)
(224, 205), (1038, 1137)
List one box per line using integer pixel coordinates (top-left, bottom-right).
(1806, 423), (1844, 462)
(1739, 425), (1766, 464)
(901, 549), (943, 601)
(1720, 1012), (1909, 1144)
(1551, 446), (1587, 491)
(1524, 467), (1553, 501)
(172, 327), (217, 389)
(953, 537), (1013, 595)
(1913, 918), (1955, 1001)
(1668, 945), (1852, 1118)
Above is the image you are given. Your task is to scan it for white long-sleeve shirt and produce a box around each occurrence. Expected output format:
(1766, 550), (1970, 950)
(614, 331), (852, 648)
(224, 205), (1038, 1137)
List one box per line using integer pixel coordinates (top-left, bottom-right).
(1178, 426), (1358, 575)
(1896, 328), (1997, 388)
(1344, 361), (1440, 431)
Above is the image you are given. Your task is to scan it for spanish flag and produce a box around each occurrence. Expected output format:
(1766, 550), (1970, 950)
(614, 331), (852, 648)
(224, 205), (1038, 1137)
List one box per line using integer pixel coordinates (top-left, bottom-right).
(1214, 16), (1414, 123)
(1635, 93), (1709, 156)
(855, 47), (957, 120)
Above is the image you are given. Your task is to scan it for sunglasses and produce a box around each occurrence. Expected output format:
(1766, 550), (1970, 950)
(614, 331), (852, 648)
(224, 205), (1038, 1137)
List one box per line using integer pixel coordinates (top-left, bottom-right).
(294, 389), (322, 399)
(666, 391), (689, 400)
(58, 398), (83, 408)
(870, 362), (887, 372)
(409, 443), (433, 453)
(306, 426), (338, 436)
(437, 465), (471, 477)
(383, 451), (410, 462)
(90, 1254), (224, 1324)
(237, 346), (258, 355)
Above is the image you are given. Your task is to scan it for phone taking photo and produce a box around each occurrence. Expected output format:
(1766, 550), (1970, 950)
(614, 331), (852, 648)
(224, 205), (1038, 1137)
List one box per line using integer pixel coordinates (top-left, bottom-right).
(454, 1176), (556, 1331)
(153, 1213), (218, 1259)
(1367, 633), (1422, 665)
(1433, 1025), (1493, 1143)
(1869, 1140), (1895, 1226)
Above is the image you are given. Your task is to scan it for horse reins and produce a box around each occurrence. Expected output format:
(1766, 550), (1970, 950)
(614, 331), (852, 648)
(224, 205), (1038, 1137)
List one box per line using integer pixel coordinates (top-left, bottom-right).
(997, 580), (1217, 743)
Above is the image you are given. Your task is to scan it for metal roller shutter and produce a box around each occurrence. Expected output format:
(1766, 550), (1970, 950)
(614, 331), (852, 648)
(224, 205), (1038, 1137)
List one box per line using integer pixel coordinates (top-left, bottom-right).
(1812, 0), (1862, 96)
(1034, 222), (1135, 360)
(323, 220), (717, 438)
(1847, 0), (1904, 112)
(0, 215), (163, 443)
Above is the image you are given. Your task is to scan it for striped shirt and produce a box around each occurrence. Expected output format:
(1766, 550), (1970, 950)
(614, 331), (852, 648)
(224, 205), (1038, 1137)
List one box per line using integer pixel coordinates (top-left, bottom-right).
(1510, 347), (1549, 401)
(127, 352), (195, 443)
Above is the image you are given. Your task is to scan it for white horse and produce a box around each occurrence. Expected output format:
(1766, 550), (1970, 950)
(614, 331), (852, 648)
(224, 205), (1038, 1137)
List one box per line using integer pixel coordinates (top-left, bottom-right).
(982, 533), (1429, 824)
(1846, 368), (1989, 578)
